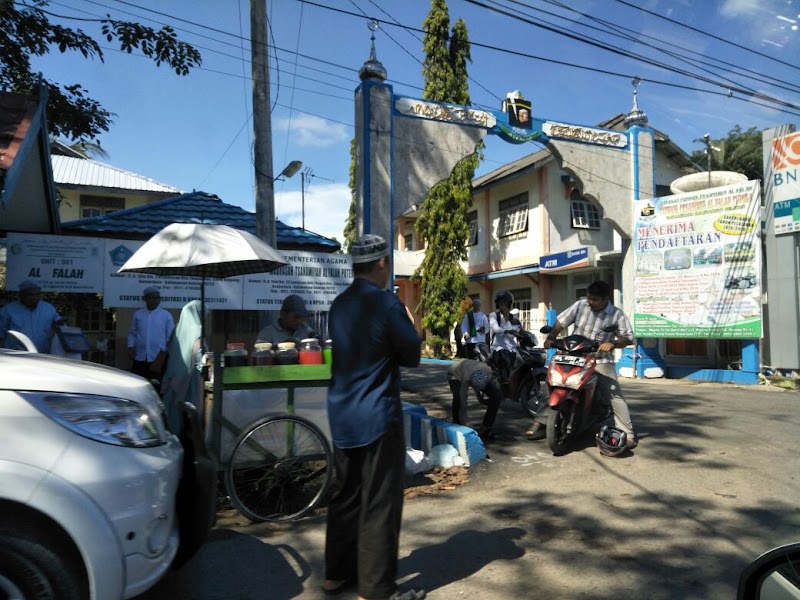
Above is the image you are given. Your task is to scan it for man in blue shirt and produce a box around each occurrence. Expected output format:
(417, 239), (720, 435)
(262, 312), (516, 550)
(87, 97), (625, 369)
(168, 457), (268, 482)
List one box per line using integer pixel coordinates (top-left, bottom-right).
(323, 234), (425, 600)
(0, 280), (63, 353)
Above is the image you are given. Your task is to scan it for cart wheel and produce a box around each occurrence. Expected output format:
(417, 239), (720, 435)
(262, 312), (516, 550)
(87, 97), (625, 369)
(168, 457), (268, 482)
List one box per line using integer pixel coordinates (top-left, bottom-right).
(225, 414), (332, 522)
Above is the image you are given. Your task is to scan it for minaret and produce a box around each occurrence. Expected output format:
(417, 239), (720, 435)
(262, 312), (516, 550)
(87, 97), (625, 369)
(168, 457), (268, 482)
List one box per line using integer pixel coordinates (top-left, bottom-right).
(359, 20), (387, 82)
(624, 76), (649, 128)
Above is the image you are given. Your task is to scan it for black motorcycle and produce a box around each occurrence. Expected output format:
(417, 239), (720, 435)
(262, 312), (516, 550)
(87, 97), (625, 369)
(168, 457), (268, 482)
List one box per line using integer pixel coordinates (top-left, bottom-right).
(476, 331), (548, 418)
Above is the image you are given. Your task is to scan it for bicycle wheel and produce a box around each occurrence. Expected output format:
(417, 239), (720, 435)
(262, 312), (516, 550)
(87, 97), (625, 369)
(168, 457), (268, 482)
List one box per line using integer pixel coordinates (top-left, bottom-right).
(225, 414), (332, 522)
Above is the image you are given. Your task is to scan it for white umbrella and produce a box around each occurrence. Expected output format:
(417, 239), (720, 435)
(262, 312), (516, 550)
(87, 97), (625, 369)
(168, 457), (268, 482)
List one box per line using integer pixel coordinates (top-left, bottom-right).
(118, 223), (288, 345)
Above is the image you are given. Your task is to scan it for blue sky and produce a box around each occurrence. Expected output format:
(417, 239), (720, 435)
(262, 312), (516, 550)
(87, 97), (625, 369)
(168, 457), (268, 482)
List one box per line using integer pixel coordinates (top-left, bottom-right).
(33, 0), (800, 243)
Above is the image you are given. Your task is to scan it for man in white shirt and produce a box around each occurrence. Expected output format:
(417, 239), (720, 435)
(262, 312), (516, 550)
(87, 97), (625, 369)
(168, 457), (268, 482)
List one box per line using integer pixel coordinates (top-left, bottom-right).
(127, 286), (174, 384)
(461, 298), (488, 360)
(489, 290), (521, 382)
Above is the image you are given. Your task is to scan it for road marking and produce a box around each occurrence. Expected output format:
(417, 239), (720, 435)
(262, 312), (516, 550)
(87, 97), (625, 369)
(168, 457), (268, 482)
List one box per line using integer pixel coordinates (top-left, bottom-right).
(511, 452), (560, 467)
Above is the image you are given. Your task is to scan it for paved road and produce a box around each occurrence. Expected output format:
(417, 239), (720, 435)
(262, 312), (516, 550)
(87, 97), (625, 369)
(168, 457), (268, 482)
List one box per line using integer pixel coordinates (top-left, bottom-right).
(139, 363), (800, 599)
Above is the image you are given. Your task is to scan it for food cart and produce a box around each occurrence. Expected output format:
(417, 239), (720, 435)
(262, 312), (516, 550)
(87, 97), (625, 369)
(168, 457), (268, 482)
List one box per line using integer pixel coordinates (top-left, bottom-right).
(207, 358), (334, 523)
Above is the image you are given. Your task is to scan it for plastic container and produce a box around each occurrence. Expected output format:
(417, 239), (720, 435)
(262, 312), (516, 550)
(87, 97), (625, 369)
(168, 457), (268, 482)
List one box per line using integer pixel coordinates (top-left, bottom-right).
(323, 339), (333, 365)
(275, 341), (299, 365)
(223, 343), (248, 367)
(251, 342), (274, 366)
(298, 338), (323, 365)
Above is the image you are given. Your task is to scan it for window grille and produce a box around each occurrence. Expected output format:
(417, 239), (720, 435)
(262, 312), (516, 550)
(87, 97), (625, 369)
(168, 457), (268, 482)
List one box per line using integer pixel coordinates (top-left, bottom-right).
(80, 195), (125, 218)
(497, 193), (529, 237)
(570, 197), (600, 229)
(467, 211), (478, 246)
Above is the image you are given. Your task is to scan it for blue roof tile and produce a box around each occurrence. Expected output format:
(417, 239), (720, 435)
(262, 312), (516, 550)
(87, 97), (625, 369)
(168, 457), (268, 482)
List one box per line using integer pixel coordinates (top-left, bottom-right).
(61, 191), (341, 251)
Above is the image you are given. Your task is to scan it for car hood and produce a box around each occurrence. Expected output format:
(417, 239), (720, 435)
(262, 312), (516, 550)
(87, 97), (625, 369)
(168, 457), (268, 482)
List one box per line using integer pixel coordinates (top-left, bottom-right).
(0, 350), (157, 401)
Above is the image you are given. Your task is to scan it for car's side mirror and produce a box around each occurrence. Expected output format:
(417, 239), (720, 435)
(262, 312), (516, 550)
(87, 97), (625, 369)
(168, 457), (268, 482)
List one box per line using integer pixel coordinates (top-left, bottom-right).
(738, 542), (800, 599)
(7, 330), (38, 352)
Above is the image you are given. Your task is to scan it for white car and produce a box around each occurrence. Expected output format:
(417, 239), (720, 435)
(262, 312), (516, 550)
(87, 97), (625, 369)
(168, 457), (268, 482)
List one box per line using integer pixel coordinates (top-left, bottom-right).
(0, 346), (215, 599)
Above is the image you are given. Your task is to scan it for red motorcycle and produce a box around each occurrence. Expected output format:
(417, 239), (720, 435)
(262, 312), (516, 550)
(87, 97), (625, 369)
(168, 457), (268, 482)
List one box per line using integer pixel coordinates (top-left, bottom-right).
(540, 325), (615, 455)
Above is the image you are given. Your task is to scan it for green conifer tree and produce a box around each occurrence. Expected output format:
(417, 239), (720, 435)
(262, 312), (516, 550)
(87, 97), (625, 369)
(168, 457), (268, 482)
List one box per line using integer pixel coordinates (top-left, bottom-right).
(342, 137), (358, 252)
(415, 4), (481, 350)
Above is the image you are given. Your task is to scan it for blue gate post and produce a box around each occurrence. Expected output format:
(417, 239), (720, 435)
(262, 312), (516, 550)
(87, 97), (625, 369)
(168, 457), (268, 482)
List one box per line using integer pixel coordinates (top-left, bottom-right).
(740, 340), (760, 384)
(546, 304), (557, 363)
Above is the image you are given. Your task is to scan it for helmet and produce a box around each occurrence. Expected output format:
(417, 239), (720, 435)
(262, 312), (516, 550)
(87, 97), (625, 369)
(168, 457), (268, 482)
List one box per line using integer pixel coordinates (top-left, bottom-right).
(596, 426), (628, 457)
(494, 290), (514, 308)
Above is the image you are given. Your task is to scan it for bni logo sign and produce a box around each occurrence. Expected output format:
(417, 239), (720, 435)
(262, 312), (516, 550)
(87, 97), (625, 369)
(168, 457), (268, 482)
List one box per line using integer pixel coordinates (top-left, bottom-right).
(772, 131), (800, 171)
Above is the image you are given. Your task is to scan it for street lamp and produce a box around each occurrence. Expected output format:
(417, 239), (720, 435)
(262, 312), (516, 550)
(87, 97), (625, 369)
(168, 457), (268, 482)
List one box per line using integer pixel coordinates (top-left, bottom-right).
(276, 160), (302, 181)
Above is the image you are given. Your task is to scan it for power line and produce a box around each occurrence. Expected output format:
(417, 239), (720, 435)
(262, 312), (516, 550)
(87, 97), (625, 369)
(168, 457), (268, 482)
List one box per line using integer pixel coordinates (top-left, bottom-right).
(462, 0), (800, 113)
(531, 0), (800, 97)
(611, 0), (800, 74)
(299, 0), (800, 116)
(496, 0), (766, 97)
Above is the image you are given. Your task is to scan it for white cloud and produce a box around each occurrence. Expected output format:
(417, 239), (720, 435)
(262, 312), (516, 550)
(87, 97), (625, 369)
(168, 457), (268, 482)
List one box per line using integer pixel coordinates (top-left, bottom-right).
(720, 0), (762, 17)
(275, 182), (351, 244)
(275, 114), (349, 148)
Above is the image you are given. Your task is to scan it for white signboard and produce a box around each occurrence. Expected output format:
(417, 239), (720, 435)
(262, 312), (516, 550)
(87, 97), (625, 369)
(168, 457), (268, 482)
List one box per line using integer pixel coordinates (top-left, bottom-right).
(5, 233), (105, 292)
(633, 181), (762, 339)
(242, 251), (353, 311)
(769, 131), (800, 235)
(4, 234), (350, 311)
(102, 238), (244, 309)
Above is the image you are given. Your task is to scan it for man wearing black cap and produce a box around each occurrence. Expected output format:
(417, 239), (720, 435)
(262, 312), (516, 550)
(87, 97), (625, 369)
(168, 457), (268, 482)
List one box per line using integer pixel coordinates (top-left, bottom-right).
(127, 286), (174, 383)
(0, 280), (63, 352)
(323, 234), (425, 600)
(256, 293), (317, 345)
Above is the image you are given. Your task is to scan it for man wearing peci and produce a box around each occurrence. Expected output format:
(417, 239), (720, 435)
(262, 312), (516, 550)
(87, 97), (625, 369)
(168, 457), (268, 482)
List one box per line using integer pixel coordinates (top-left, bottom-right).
(323, 234), (425, 600)
(127, 286), (174, 384)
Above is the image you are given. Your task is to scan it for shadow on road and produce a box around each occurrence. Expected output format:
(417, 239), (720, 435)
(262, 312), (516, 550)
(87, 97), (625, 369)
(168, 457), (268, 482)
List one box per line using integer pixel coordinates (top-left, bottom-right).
(135, 529), (310, 600)
(398, 527), (526, 593)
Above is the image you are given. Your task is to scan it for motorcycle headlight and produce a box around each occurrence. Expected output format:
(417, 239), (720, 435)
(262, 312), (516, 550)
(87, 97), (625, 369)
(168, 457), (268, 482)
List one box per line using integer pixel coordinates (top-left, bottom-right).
(21, 392), (167, 447)
(565, 372), (584, 387)
(549, 369), (564, 386)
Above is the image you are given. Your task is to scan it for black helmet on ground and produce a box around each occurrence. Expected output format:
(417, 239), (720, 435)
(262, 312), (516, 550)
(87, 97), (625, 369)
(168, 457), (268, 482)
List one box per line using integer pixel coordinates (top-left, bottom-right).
(596, 425), (628, 457)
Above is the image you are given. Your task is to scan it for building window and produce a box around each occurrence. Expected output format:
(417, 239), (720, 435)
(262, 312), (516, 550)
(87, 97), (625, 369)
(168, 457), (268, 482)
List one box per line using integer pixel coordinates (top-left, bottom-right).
(403, 233), (414, 251)
(570, 191), (600, 229)
(80, 195), (125, 218)
(508, 287), (532, 331)
(467, 210), (478, 246)
(497, 193), (529, 237)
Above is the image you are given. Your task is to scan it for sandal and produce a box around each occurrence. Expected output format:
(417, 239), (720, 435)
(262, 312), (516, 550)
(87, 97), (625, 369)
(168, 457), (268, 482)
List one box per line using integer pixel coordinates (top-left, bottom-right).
(525, 423), (545, 440)
(322, 579), (355, 596)
(476, 425), (495, 441)
(390, 589), (427, 600)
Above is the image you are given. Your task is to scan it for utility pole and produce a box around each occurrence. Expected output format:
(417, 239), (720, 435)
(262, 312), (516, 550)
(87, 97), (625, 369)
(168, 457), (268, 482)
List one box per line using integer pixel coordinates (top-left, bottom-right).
(301, 166), (313, 230)
(251, 0), (275, 246)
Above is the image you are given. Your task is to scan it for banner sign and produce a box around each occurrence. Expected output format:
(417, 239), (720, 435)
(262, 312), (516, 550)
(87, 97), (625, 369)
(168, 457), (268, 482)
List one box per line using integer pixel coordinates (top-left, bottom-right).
(5, 233), (351, 311)
(539, 247), (590, 273)
(242, 251), (353, 311)
(770, 131), (800, 235)
(5, 233), (105, 292)
(633, 181), (762, 338)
